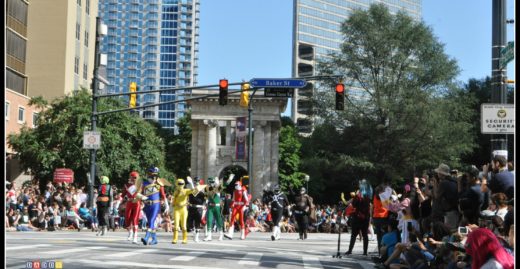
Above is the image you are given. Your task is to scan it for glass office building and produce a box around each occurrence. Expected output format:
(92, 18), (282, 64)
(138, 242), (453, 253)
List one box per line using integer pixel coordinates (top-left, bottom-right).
(292, 0), (421, 134)
(99, 0), (199, 131)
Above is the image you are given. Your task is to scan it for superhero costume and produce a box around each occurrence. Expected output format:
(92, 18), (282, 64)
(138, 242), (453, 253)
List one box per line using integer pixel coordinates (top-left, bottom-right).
(171, 177), (199, 244)
(96, 176), (113, 236)
(203, 177), (225, 241)
(224, 179), (249, 240)
(139, 167), (168, 245)
(124, 171), (141, 244)
(187, 177), (206, 242)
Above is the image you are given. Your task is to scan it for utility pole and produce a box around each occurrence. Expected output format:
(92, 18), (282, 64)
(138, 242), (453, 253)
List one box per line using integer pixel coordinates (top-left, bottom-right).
(491, 0), (508, 160)
(88, 17), (106, 209)
(247, 88), (259, 195)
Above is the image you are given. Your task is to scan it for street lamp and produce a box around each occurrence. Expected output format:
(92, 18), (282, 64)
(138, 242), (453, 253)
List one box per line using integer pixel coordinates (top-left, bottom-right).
(304, 174), (310, 193)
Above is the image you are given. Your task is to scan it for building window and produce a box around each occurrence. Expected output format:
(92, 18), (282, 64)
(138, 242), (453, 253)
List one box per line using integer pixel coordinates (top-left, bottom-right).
(83, 63), (88, 79)
(6, 29), (26, 61)
(7, 0), (28, 25)
(74, 57), (80, 74)
(76, 23), (81, 40)
(18, 106), (25, 123)
(5, 101), (10, 120)
(86, 0), (90, 14)
(84, 31), (89, 47)
(32, 112), (39, 127)
(6, 69), (26, 95)
(77, 0), (81, 6)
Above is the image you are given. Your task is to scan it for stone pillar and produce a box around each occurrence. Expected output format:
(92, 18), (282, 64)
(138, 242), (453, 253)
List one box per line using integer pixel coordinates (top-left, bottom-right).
(270, 121), (280, 184)
(226, 120), (232, 146)
(204, 119), (218, 179)
(252, 121), (266, 200)
(190, 120), (199, 177)
(196, 120), (205, 178)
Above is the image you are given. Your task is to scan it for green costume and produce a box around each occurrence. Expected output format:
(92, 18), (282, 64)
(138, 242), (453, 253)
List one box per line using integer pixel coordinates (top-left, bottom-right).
(203, 179), (224, 241)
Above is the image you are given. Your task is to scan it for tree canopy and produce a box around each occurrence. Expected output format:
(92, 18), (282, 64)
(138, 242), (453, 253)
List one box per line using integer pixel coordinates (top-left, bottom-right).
(306, 4), (476, 189)
(8, 89), (169, 189)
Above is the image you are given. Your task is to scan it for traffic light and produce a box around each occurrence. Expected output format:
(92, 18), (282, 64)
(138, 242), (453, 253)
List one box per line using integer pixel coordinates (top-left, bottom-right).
(129, 82), (137, 108)
(219, 79), (228, 106)
(335, 83), (344, 110)
(239, 83), (250, 108)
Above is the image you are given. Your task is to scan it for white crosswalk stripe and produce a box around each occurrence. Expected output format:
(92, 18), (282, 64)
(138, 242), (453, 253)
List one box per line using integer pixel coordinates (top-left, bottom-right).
(169, 251), (205, 261)
(41, 246), (107, 255)
(238, 253), (263, 266)
(6, 244), (51, 251)
(104, 248), (158, 257)
(302, 256), (323, 269)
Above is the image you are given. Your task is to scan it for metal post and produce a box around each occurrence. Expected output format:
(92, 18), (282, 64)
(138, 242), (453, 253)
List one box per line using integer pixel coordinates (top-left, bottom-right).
(247, 88), (258, 194)
(491, 0), (508, 160)
(89, 17), (102, 209)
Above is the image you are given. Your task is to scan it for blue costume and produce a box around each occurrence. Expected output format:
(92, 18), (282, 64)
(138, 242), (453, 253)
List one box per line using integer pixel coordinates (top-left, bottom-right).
(139, 167), (168, 245)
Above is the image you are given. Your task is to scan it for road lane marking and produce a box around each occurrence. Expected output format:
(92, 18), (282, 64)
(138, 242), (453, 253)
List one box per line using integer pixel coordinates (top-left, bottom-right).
(105, 248), (158, 257)
(303, 257), (323, 269)
(41, 246), (107, 254)
(68, 259), (230, 269)
(6, 244), (51, 251)
(238, 253), (263, 266)
(169, 251), (205, 261)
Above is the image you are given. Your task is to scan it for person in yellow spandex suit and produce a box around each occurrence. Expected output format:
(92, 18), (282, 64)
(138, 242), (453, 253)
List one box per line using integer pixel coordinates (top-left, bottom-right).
(171, 177), (204, 244)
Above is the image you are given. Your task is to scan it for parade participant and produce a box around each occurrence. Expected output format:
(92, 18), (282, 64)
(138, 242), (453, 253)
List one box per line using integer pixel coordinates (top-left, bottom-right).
(203, 176), (227, 241)
(187, 177), (206, 242)
(344, 179), (372, 256)
(139, 166), (169, 245)
(263, 184), (290, 241)
(172, 177), (203, 244)
(123, 171), (141, 244)
(225, 176), (249, 240)
(292, 187), (314, 240)
(96, 176), (113, 236)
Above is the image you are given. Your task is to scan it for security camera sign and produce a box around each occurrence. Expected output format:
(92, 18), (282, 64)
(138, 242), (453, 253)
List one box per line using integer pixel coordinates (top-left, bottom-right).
(83, 131), (101, 149)
(481, 104), (515, 134)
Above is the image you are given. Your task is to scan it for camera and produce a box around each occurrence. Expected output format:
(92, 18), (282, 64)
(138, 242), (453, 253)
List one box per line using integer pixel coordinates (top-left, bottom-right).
(458, 226), (468, 235)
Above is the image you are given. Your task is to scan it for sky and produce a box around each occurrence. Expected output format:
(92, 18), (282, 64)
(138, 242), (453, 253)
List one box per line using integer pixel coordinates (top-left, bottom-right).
(197, 0), (516, 116)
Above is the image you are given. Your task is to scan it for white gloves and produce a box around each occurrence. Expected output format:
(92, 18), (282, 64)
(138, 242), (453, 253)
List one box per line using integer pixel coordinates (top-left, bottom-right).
(137, 193), (148, 201)
(214, 177), (220, 186)
(187, 176), (193, 184)
(227, 174), (235, 184)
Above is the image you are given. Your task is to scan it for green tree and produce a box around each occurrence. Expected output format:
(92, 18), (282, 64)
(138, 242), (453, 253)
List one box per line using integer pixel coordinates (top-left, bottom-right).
(164, 112), (192, 179)
(278, 117), (305, 191)
(8, 89), (168, 189)
(313, 3), (475, 183)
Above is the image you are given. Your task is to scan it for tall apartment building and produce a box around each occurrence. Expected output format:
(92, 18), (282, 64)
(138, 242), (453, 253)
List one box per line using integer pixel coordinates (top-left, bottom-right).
(292, 0), (422, 134)
(25, 0), (99, 100)
(98, 0), (200, 131)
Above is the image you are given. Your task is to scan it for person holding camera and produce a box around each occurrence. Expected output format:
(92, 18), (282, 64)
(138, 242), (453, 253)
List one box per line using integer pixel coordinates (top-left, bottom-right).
(434, 163), (460, 231)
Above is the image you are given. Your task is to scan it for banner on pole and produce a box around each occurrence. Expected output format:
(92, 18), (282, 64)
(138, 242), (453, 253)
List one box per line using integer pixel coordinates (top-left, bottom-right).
(236, 117), (247, 160)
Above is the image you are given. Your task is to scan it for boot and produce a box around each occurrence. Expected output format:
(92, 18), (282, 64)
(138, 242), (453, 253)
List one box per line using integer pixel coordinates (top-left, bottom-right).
(303, 231), (307, 240)
(203, 231), (212, 241)
(132, 234), (139, 244)
(275, 226), (281, 240)
(182, 230), (188, 244)
(150, 232), (158, 245)
(127, 230), (133, 241)
(101, 226), (107, 236)
(194, 229), (200, 243)
(218, 231), (224, 241)
(271, 226), (277, 241)
(224, 226), (234, 240)
(172, 230), (178, 244)
(298, 231), (303, 240)
(345, 234), (355, 255)
(96, 227), (102, 236)
(363, 236), (369, 255)
(142, 230), (151, 245)
(240, 229), (245, 240)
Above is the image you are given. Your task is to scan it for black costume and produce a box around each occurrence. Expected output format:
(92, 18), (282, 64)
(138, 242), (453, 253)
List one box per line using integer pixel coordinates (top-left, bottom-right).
(187, 179), (205, 242)
(263, 185), (289, 240)
(291, 187), (314, 240)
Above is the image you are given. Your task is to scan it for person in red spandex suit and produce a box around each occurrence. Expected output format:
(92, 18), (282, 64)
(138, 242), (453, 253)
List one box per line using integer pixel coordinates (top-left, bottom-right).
(224, 179), (249, 240)
(124, 171), (141, 244)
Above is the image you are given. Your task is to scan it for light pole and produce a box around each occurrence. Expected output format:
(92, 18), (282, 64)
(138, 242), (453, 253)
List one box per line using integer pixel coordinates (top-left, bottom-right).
(247, 87), (259, 194)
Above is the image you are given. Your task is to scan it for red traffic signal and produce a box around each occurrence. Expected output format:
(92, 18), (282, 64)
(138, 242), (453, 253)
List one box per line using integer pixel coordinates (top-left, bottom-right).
(219, 79), (228, 106)
(335, 83), (345, 93)
(335, 83), (344, 110)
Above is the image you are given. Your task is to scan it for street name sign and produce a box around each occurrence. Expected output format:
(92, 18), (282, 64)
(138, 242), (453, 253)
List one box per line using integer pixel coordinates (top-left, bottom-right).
(500, 41), (514, 69)
(83, 131), (101, 149)
(264, 88), (294, 97)
(249, 78), (307, 88)
(481, 103), (515, 134)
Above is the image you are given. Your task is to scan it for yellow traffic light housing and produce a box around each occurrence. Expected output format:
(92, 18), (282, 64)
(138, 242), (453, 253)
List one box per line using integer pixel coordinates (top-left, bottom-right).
(129, 82), (137, 108)
(239, 83), (250, 108)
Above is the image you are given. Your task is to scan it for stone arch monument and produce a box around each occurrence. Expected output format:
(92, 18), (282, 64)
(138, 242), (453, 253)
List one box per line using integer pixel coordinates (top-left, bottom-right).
(187, 89), (287, 199)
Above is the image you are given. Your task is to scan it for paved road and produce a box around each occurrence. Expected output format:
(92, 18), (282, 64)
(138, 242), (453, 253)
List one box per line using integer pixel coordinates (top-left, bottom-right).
(6, 231), (379, 269)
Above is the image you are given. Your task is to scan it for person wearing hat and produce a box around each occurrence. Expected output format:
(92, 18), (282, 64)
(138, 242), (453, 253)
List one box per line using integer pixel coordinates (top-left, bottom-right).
(123, 171), (141, 243)
(96, 175), (113, 236)
(203, 176), (226, 241)
(434, 163), (459, 230)
(139, 166), (169, 245)
(187, 176), (206, 242)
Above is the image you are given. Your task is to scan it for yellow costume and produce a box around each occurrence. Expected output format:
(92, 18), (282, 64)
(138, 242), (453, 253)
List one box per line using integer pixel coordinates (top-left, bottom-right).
(171, 178), (196, 244)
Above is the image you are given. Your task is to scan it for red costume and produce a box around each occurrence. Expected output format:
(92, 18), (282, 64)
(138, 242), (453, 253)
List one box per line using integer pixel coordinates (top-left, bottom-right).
(124, 171), (141, 244)
(225, 181), (249, 240)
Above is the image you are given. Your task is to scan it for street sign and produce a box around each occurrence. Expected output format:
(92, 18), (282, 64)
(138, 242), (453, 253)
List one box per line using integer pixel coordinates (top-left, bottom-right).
(264, 88), (294, 97)
(249, 78), (307, 88)
(481, 103), (515, 134)
(83, 131), (101, 149)
(500, 41), (514, 69)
